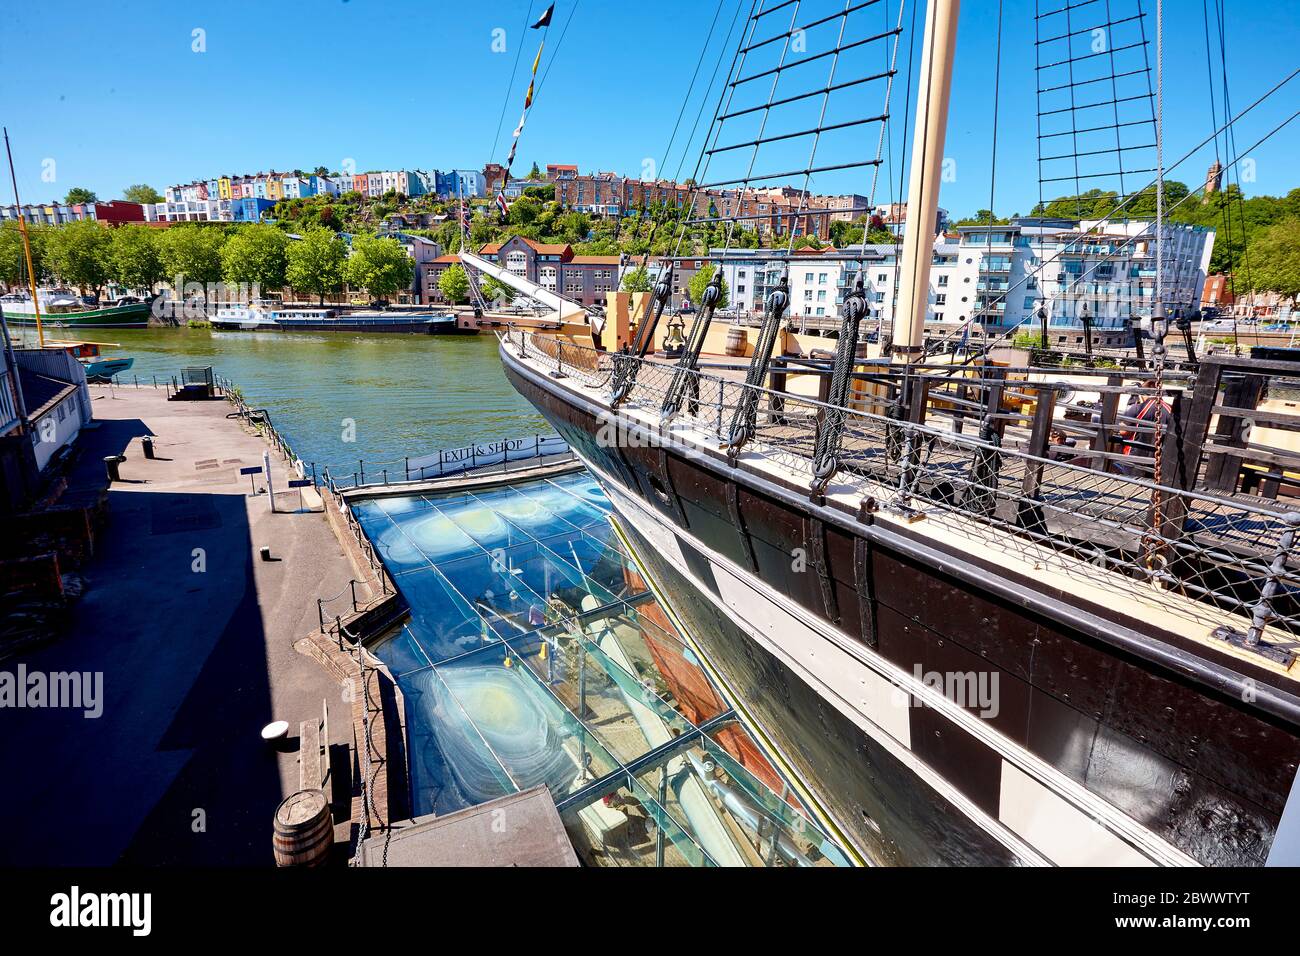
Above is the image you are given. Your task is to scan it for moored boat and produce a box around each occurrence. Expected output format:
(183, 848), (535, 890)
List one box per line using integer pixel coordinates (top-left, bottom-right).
(271, 307), (463, 334)
(0, 290), (152, 328)
(210, 301), (280, 331)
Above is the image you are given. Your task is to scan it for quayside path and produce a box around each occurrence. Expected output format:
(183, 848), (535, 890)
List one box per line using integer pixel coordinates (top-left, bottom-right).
(0, 386), (358, 865)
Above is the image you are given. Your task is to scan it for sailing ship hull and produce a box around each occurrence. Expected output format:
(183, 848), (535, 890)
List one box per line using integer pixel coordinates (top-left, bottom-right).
(1, 302), (152, 329)
(501, 340), (1300, 867)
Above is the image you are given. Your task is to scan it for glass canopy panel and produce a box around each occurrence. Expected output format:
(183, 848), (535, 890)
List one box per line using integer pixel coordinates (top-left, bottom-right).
(395, 566), (496, 663)
(369, 624), (432, 678)
(358, 475), (851, 867)
(559, 780), (712, 868)
(397, 662), (519, 815)
(436, 641), (620, 801)
(389, 507), (483, 564)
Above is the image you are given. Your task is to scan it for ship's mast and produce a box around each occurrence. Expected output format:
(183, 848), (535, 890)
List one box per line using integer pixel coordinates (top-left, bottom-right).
(3, 128), (45, 349)
(893, 0), (960, 364)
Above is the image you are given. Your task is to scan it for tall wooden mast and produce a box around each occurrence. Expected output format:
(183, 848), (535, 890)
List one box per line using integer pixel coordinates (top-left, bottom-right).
(892, 0), (960, 363)
(3, 128), (45, 348)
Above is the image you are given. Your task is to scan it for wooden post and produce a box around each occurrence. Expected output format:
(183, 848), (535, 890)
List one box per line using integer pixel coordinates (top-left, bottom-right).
(1016, 387), (1057, 532)
(1090, 373), (1122, 472)
(1204, 372), (1264, 492)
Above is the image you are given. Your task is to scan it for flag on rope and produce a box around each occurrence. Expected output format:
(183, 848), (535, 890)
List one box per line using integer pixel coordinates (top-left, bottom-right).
(494, 3), (554, 220)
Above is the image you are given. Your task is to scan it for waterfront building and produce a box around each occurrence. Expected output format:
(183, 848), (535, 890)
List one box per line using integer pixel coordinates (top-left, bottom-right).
(218, 177), (232, 200)
(546, 164), (578, 182)
(689, 217), (1213, 334)
(1, 200), (146, 227)
(233, 197), (276, 222)
(454, 170), (486, 199)
(483, 162), (508, 193)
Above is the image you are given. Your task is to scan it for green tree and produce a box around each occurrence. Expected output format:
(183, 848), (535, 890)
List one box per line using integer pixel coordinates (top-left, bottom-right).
(620, 266), (651, 293)
(1245, 219), (1300, 296)
(479, 275), (515, 304)
(688, 264), (729, 309)
(438, 263), (470, 304)
(109, 223), (165, 292)
(45, 220), (112, 296)
(159, 225), (226, 286)
(346, 234), (414, 302)
(0, 221), (48, 288)
(285, 227), (347, 304)
(526, 162), (543, 181)
(221, 223), (289, 291)
(122, 184), (163, 205)
(64, 187), (98, 205)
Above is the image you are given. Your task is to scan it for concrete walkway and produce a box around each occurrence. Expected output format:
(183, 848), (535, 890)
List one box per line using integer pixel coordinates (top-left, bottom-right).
(0, 386), (358, 865)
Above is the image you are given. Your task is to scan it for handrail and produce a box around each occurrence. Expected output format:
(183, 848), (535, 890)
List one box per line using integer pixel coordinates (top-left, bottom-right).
(503, 327), (1300, 661)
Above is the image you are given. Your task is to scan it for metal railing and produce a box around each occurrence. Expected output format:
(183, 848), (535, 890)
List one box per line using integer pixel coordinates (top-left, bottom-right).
(316, 474), (395, 642)
(322, 433), (577, 492)
(504, 328), (1300, 657)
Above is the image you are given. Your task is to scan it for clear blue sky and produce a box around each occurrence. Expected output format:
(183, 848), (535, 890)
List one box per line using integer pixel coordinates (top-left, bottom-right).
(2, 0), (1297, 217)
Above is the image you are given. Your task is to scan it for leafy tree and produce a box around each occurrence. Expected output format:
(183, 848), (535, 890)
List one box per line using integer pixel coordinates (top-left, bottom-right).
(526, 162), (543, 181)
(0, 221), (49, 288)
(45, 220), (112, 296)
(159, 225), (226, 286)
(346, 234), (414, 301)
(221, 223), (289, 290)
(1244, 219), (1300, 296)
(286, 227), (347, 304)
(438, 264), (470, 304)
(688, 264), (729, 309)
(620, 266), (651, 293)
(109, 223), (165, 292)
(954, 209), (1010, 226)
(122, 184), (163, 205)
(64, 187), (97, 205)
(479, 275), (515, 303)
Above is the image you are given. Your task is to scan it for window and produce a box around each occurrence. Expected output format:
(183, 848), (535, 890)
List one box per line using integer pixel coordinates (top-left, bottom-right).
(818, 273), (827, 284)
(804, 290), (813, 300)
(935, 293), (947, 306)
(805, 272), (814, 282)
(877, 273), (888, 283)
(817, 290), (826, 302)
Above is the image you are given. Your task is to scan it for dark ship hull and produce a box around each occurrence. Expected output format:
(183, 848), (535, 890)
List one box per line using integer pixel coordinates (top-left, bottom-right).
(501, 338), (1300, 867)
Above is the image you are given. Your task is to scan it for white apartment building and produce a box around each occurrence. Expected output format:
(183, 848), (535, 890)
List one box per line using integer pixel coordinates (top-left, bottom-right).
(146, 199), (233, 223)
(701, 217), (1214, 339)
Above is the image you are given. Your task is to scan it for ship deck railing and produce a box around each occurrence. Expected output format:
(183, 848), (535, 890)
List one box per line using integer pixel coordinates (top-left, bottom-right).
(503, 327), (1300, 666)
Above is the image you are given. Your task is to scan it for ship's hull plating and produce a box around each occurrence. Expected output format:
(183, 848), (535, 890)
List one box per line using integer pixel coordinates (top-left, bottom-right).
(2, 302), (151, 328)
(501, 343), (1300, 867)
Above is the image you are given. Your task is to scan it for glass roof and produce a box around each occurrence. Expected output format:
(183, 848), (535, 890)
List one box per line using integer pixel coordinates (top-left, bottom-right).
(354, 473), (849, 867)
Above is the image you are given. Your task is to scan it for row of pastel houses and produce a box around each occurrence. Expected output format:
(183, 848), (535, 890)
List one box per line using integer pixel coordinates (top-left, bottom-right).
(165, 168), (488, 209)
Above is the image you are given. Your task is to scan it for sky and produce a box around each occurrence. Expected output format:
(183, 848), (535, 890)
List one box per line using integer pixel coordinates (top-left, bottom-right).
(1, 0), (1297, 218)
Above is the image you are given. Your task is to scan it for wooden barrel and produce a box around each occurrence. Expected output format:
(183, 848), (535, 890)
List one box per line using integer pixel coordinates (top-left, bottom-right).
(725, 327), (748, 357)
(272, 789), (332, 867)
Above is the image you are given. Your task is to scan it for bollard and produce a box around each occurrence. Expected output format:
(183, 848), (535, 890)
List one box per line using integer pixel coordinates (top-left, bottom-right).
(259, 546), (272, 562)
(103, 455), (126, 483)
(141, 436), (156, 460)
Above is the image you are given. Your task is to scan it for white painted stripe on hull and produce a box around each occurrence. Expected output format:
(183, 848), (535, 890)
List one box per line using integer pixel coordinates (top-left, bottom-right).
(593, 463), (1044, 865)
(998, 761), (1155, 867)
(588, 456), (1195, 867)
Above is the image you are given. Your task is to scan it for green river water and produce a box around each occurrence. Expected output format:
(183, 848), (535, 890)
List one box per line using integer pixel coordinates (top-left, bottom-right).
(71, 327), (548, 475)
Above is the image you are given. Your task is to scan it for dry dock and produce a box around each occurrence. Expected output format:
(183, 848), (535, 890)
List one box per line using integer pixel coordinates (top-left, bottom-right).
(0, 385), (359, 865)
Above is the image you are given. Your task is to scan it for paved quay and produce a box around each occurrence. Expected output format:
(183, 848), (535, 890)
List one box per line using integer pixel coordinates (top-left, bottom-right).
(0, 385), (359, 865)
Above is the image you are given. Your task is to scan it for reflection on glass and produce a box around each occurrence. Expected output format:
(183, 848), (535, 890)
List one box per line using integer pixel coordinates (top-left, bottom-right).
(359, 475), (852, 866)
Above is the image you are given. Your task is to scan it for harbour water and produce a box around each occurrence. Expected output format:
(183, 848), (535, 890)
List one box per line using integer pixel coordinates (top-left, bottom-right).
(61, 327), (547, 473)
